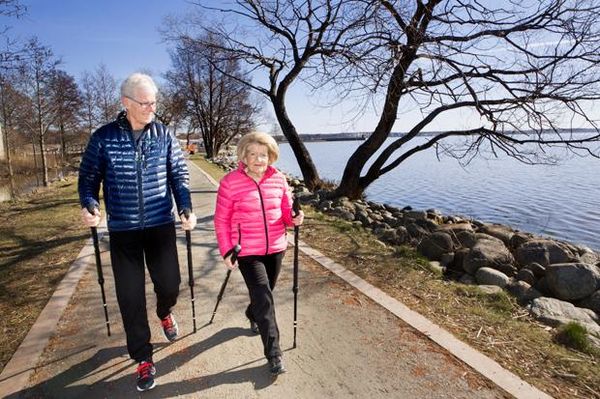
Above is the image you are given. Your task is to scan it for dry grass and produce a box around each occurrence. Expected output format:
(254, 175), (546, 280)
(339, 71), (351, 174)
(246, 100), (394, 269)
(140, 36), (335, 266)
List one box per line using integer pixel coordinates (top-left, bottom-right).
(0, 177), (89, 373)
(302, 210), (600, 399)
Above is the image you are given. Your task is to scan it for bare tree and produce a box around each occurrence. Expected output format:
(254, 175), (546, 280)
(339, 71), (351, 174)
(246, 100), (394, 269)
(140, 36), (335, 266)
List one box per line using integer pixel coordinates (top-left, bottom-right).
(79, 71), (98, 136)
(189, 0), (372, 189)
(0, 72), (26, 196)
(0, 0), (25, 194)
(49, 69), (81, 164)
(310, 0), (600, 198)
(155, 83), (188, 136)
(93, 64), (120, 125)
(164, 31), (257, 158)
(18, 37), (60, 187)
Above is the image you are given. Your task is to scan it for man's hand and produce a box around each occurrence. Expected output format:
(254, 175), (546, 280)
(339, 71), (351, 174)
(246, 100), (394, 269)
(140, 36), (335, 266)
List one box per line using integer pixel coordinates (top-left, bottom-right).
(81, 207), (101, 228)
(180, 211), (197, 231)
(292, 210), (304, 226)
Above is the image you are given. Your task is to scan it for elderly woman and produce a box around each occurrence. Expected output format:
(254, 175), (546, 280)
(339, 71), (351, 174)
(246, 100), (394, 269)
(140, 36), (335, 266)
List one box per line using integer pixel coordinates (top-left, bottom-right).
(214, 132), (304, 375)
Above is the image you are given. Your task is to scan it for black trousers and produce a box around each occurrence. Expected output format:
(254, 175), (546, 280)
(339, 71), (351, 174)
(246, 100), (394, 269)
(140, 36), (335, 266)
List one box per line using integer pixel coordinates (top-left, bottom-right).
(238, 251), (285, 360)
(109, 222), (181, 362)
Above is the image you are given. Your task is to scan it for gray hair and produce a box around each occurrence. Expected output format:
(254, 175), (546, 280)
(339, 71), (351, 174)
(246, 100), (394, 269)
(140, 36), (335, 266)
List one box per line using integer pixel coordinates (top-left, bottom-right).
(120, 73), (158, 97)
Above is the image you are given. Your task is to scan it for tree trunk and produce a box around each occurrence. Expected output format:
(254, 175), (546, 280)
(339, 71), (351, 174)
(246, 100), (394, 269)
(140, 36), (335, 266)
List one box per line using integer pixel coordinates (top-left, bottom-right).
(38, 133), (48, 186)
(334, 59), (412, 199)
(271, 96), (322, 190)
(2, 125), (16, 198)
(59, 123), (66, 163)
(31, 137), (40, 186)
(37, 116), (49, 186)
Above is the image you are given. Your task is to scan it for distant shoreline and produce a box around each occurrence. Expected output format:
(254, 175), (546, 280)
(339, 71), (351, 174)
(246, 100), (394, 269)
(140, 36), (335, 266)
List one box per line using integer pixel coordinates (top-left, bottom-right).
(272, 128), (598, 143)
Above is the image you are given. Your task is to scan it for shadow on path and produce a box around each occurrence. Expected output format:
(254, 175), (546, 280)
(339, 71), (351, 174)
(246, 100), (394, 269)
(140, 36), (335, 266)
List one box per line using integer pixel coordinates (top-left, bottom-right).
(10, 327), (274, 399)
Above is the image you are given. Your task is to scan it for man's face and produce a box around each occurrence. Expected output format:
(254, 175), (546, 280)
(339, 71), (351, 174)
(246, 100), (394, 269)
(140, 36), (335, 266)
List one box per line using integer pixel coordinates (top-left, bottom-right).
(122, 87), (157, 130)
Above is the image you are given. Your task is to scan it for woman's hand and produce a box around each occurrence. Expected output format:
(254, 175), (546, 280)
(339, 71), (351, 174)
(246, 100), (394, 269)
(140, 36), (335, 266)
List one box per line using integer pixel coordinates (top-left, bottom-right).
(292, 210), (304, 226)
(224, 254), (237, 270)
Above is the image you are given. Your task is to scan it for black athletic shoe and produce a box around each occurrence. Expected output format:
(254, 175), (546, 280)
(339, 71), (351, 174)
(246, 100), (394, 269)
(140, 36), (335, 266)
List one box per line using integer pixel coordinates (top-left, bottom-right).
(250, 320), (259, 334)
(136, 360), (156, 392)
(268, 356), (286, 375)
(161, 313), (179, 342)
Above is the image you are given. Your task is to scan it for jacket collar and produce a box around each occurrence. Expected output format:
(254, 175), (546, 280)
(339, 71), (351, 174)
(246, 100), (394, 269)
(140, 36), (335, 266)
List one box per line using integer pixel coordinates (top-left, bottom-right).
(117, 110), (153, 132)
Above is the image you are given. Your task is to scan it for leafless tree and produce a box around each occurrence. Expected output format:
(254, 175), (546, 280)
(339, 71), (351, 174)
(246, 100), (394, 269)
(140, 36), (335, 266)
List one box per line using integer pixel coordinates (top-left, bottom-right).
(164, 31), (258, 158)
(92, 64), (120, 125)
(315, 0), (599, 198)
(195, 0), (600, 199)
(0, 72), (26, 196)
(190, 0), (372, 188)
(79, 71), (98, 136)
(155, 83), (189, 136)
(17, 37), (60, 187)
(49, 69), (82, 162)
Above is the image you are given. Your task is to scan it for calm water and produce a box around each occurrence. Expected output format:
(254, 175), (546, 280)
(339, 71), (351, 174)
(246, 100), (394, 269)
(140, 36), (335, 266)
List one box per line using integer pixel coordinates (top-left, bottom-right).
(277, 138), (600, 251)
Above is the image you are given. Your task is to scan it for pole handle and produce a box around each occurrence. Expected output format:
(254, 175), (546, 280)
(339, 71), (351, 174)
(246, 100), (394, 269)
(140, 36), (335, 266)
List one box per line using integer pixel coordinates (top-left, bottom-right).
(292, 196), (301, 217)
(230, 244), (242, 264)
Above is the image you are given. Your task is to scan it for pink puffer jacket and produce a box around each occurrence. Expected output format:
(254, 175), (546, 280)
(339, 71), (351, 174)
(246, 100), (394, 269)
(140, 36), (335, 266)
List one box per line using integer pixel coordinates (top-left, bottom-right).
(214, 162), (294, 258)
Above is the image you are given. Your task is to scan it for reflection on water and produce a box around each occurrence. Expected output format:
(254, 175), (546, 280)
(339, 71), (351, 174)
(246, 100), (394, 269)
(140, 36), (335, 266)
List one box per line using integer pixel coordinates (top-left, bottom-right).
(0, 174), (40, 202)
(277, 138), (600, 251)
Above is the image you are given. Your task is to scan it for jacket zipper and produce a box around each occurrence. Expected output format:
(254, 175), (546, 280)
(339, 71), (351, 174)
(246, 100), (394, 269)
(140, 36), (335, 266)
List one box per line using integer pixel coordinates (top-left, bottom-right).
(132, 130), (145, 228)
(251, 179), (269, 255)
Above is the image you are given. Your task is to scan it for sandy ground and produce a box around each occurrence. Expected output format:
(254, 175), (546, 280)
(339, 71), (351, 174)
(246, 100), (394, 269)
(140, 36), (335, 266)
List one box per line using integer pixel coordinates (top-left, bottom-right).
(8, 163), (509, 399)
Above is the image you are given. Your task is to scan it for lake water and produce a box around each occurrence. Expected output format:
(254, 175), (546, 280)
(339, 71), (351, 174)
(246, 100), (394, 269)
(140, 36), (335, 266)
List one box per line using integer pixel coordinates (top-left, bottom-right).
(276, 138), (600, 251)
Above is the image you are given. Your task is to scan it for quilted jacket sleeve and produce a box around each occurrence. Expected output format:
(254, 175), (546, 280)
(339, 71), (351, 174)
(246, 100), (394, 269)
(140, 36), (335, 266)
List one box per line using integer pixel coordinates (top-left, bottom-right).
(281, 175), (294, 227)
(78, 131), (104, 211)
(214, 175), (234, 257)
(166, 128), (192, 214)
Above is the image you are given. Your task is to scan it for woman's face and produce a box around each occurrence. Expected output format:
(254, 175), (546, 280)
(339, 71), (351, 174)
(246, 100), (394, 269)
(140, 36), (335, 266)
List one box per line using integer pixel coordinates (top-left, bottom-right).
(243, 143), (270, 177)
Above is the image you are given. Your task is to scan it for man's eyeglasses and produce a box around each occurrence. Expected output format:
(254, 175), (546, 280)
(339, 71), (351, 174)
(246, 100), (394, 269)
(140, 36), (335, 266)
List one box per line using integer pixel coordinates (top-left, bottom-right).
(126, 96), (157, 109)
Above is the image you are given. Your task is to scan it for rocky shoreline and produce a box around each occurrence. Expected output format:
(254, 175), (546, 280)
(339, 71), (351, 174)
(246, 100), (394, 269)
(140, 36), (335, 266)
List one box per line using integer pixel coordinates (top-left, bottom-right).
(211, 156), (600, 351)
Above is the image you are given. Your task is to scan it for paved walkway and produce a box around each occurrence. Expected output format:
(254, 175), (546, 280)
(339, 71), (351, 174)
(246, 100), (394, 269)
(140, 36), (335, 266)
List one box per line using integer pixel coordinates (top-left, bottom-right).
(0, 161), (553, 398)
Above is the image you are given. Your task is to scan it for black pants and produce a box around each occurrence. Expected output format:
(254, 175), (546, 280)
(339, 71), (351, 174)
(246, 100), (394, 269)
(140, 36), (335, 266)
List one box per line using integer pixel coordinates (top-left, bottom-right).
(109, 222), (181, 362)
(238, 251), (285, 360)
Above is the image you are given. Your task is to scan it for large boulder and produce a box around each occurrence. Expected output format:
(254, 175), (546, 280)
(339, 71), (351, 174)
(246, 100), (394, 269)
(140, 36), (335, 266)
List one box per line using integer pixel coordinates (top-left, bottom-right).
(506, 281), (542, 305)
(528, 297), (600, 335)
(509, 232), (532, 250)
(578, 247), (600, 265)
(475, 267), (510, 288)
(455, 230), (478, 249)
(417, 232), (454, 261)
(407, 223), (430, 240)
(578, 290), (600, 314)
(463, 237), (515, 275)
(515, 239), (578, 267)
(478, 224), (514, 246)
(436, 222), (474, 234)
(545, 263), (600, 301)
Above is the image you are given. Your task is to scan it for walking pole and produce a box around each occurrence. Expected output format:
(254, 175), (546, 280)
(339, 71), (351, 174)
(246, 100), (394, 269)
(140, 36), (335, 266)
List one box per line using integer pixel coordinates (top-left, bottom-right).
(86, 205), (111, 337)
(209, 244), (241, 324)
(292, 196), (301, 348)
(183, 210), (197, 333)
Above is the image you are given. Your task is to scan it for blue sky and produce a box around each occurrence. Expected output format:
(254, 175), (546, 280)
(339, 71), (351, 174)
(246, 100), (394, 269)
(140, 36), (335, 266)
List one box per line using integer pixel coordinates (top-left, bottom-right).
(0, 0), (425, 134)
(2, 0), (190, 80)
(1, 0), (596, 135)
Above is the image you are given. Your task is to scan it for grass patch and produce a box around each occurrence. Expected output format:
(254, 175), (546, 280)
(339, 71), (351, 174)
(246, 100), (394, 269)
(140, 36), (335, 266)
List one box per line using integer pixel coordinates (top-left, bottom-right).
(0, 177), (89, 373)
(192, 158), (600, 398)
(190, 154), (227, 181)
(555, 323), (598, 356)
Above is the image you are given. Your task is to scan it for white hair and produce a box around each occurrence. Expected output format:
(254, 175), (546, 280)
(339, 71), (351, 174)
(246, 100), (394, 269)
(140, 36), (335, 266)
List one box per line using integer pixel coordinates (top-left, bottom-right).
(120, 73), (158, 97)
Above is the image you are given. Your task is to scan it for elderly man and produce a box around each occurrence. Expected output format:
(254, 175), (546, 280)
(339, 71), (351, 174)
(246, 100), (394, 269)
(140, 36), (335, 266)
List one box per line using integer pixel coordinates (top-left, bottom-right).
(78, 72), (196, 392)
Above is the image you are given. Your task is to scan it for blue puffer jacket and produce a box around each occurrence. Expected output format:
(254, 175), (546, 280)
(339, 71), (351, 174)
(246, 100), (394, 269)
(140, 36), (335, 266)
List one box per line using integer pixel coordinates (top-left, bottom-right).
(78, 112), (192, 232)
